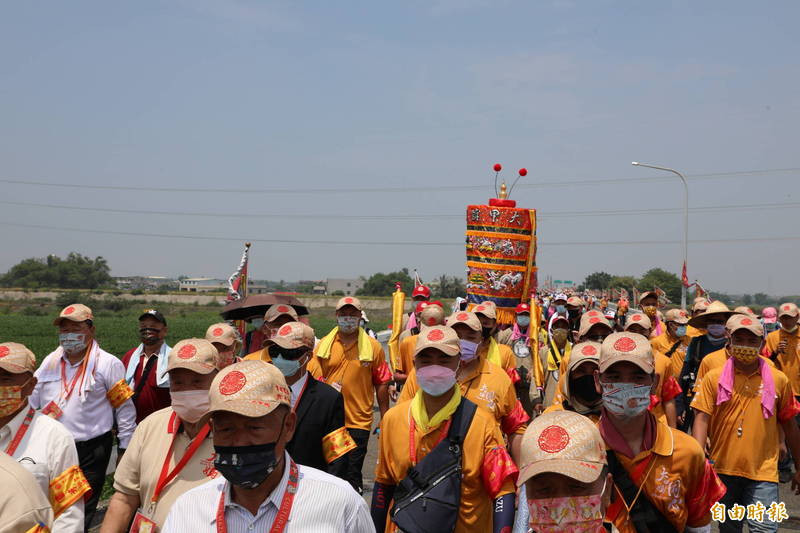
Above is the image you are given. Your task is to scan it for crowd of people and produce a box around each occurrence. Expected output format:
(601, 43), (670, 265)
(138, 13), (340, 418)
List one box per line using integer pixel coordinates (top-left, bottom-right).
(1, 287), (800, 532)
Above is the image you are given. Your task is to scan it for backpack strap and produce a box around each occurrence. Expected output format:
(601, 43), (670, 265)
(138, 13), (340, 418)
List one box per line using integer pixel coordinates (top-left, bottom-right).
(446, 398), (478, 449)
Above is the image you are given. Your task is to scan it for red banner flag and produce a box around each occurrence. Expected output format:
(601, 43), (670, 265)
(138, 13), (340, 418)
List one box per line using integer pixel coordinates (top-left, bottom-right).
(681, 261), (690, 288)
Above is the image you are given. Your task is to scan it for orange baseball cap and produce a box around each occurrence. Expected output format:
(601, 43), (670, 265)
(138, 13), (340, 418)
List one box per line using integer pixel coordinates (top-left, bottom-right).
(0, 343), (36, 374)
(270, 322), (315, 350)
(578, 312), (613, 337)
(599, 332), (654, 374)
(419, 305), (445, 328)
(517, 410), (607, 485)
(447, 311), (482, 332)
(335, 296), (363, 312)
(205, 323), (239, 347)
(167, 339), (220, 375)
(726, 314), (763, 337)
(624, 312), (652, 331)
(413, 326), (461, 357)
(208, 360), (291, 418)
(53, 304), (93, 326)
(264, 304), (299, 323)
(473, 301), (497, 320)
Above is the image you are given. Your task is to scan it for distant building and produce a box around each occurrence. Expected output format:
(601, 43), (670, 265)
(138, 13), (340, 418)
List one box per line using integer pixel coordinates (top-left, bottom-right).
(325, 278), (364, 296)
(115, 276), (178, 291)
(312, 285), (326, 295)
(248, 283), (270, 295)
(179, 278), (227, 292)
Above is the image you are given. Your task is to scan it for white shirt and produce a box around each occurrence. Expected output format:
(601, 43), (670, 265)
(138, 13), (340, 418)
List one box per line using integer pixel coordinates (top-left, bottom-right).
(290, 372), (309, 409)
(162, 452), (375, 533)
(29, 341), (137, 448)
(0, 402), (85, 533)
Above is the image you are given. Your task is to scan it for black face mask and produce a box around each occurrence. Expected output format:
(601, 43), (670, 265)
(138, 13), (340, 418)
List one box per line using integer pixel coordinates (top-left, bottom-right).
(213, 441), (281, 489)
(570, 375), (601, 404)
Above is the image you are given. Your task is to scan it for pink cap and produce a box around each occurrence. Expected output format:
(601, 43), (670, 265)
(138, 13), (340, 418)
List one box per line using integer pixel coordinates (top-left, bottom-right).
(762, 307), (778, 324)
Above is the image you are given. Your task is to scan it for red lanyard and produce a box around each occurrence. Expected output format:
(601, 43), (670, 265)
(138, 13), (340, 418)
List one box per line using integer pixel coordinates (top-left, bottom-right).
(5, 407), (35, 456)
(291, 377), (309, 414)
(151, 412), (212, 503)
(408, 417), (451, 466)
(60, 355), (89, 403)
(215, 459), (299, 533)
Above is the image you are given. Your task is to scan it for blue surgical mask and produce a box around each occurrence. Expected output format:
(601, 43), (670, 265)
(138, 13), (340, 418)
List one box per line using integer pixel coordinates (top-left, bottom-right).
(272, 355), (303, 377)
(707, 324), (726, 339)
(517, 316), (531, 328)
(459, 339), (480, 363)
(675, 325), (687, 337)
(556, 305), (566, 314)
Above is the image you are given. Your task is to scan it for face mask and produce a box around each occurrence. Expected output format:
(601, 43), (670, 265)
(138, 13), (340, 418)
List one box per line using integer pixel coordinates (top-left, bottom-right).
(251, 318), (264, 329)
(272, 355), (304, 377)
(0, 381), (29, 417)
(214, 441), (281, 489)
(556, 305), (566, 314)
(570, 375), (600, 405)
(527, 490), (605, 533)
(781, 324), (799, 333)
(416, 365), (457, 397)
(170, 389), (211, 423)
(552, 329), (569, 344)
(337, 316), (359, 334)
(765, 323), (779, 334)
(601, 382), (651, 418)
(517, 316), (531, 328)
(139, 328), (162, 346)
(459, 339), (480, 363)
(59, 333), (87, 354)
(675, 325), (687, 338)
(730, 345), (760, 365)
(642, 306), (657, 318)
(707, 324), (726, 339)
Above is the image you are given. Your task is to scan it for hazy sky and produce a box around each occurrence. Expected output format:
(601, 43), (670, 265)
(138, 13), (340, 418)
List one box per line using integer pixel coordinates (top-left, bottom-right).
(1, 1), (799, 295)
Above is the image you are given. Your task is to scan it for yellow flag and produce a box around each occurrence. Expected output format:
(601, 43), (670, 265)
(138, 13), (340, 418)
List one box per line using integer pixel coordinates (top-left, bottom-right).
(388, 284), (405, 372)
(530, 296), (545, 389)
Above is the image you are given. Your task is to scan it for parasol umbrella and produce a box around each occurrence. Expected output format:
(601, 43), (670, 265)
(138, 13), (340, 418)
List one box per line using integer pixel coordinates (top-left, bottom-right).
(220, 294), (309, 321)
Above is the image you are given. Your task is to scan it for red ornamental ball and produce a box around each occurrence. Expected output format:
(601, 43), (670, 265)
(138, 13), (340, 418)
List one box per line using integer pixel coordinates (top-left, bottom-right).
(518, 168), (527, 176)
(493, 163), (502, 172)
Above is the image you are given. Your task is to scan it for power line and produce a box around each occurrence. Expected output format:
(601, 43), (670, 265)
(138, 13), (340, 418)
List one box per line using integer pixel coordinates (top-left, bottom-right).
(2, 220), (799, 247)
(0, 167), (797, 195)
(0, 199), (797, 221)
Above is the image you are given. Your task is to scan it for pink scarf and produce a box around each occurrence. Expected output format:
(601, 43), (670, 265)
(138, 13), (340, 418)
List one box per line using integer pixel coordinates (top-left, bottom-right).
(511, 322), (529, 342)
(717, 356), (776, 418)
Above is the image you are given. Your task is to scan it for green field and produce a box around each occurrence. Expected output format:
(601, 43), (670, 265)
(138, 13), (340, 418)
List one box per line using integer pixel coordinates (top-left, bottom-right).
(0, 299), (391, 361)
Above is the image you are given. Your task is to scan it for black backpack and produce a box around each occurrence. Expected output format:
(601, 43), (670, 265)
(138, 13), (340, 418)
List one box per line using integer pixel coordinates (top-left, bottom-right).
(390, 398), (478, 533)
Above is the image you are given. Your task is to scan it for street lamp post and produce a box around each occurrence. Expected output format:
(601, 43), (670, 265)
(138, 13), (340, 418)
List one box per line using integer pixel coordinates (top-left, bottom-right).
(631, 161), (689, 310)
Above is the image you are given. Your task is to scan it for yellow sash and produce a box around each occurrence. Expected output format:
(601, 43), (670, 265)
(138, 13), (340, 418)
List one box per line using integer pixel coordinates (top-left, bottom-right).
(411, 386), (461, 433)
(486, 338), (502, 367)
(317, 327), (373, 362)
(50, 465), (90, 518)
(547, 336), (571, 372)
(321, 427), (357, 463)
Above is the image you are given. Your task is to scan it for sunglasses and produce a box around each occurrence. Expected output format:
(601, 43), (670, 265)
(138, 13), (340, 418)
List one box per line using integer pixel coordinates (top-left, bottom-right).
(268, 345), (310, 361)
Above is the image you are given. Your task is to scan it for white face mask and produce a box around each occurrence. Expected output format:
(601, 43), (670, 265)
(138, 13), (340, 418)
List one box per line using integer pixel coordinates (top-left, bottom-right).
(170, 389), (210, 423)
(600, 382), (651, 418)
(251, 318), (264, 329)
(337, 316), (359, 334)
(59, 333), (88, 354)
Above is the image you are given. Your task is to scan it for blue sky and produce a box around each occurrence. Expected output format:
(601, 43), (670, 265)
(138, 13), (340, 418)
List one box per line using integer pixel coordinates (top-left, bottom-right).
(1, 1), (799, 294)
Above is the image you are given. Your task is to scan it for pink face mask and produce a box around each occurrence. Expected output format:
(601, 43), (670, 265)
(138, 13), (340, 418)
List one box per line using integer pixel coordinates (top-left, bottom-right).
(416, 364), (457, 397)
(527, 492), (605, 533)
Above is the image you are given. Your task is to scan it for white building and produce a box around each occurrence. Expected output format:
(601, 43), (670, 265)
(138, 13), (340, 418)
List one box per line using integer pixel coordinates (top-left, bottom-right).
(325, 278), (364, 296)
(179, 278), (227, 292)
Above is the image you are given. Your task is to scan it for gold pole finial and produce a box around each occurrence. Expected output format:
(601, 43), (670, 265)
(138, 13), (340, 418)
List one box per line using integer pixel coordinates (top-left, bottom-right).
(499, 181), (508, 199)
